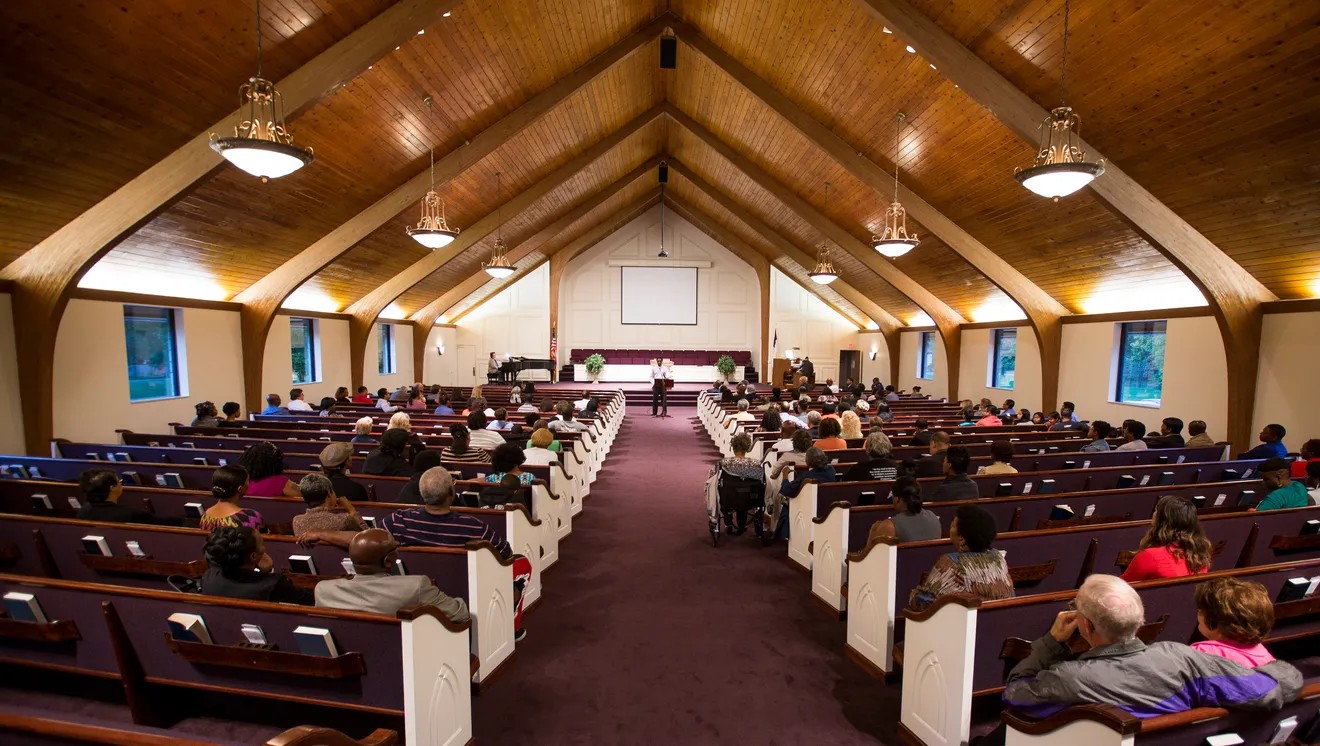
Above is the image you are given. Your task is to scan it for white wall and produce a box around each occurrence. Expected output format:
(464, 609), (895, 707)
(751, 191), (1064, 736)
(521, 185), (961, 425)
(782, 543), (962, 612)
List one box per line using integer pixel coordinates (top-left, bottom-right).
(0, 294), (26, 453)
(559, 206), (761, 367)
(361, 321), (414, 393)
(456, 263), (551, 380)
(769, 268), (864, 387)
(262, 315), (351, 404)
(1057, 315), (1227, 438)
(958, 325), (1042, 413)
(898, 329), (950, 399)
(52, 299), (245, 443)
(422, 326), (460, 386)
(1254, 310), (1319, 444)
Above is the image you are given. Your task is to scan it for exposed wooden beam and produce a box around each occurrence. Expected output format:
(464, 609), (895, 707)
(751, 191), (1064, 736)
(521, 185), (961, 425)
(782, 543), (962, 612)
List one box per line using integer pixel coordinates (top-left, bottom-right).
(341, 105), (664, 387)
(0, 0), (461, 455)
(852, 0), (1276, 445)
(667, 158), (964, 398)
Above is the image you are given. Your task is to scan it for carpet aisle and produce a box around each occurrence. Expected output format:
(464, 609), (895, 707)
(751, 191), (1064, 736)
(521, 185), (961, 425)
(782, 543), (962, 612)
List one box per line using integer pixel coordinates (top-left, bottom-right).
(473, 407), (898, 744)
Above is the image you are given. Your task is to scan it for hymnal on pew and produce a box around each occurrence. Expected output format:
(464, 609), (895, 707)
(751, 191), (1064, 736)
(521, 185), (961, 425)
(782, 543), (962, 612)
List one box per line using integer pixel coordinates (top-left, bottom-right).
(1158, 471), (1175, 486)
(1214, 493), (1227, 506)
(1115, 475), (1136, 489)
(1048, 505), (1074, 521)
(30, 494), (51, 510)
(114, 452), (132, 462)
(66, 496), (81, 509)
(81, 536), (111, 556)
(1277, 578), (1311, 603)
(1236, 490), (1256, 507)
(1139, 474), (1152, 486)
(1203, 734), (1243, 746)
(167, 613), (212, 644)
(1037, 479), (1056, 494)
(183, 502), (204, 519)
(994, 483), (1012, 497)
(3, 592), (48, 624)
(240, 624), (268, 645)
(121, 471), (141, 486)
(1302, 520), (1320, 536)
(1269, 716), (1298, 745)
(288, 555), (318, 575)
(293, 626), (338, 657)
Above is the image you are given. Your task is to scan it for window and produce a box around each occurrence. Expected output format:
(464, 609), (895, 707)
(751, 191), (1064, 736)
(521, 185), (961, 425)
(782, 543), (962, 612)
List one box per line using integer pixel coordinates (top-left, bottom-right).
(290, 317), (319, 384)
(124, 305), (182, 401)
(989, 328), (1017, 389)
(377, 323), (396, 375)
(917, 331), (936, 380)
(1114, 320), (1166, 406)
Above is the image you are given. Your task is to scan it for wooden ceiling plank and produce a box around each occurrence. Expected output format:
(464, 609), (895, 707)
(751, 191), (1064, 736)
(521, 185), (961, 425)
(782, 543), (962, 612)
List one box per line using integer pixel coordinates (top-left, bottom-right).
(852, 0), (1278, 448)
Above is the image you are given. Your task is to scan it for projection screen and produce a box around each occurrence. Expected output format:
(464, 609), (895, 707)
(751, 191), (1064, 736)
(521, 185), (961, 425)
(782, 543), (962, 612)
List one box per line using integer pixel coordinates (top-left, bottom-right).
(620, 266), (698, 325)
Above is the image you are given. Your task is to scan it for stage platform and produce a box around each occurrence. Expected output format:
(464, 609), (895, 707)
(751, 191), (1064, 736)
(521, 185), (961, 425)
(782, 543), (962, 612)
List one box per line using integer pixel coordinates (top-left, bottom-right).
(529, 381), (710, 407)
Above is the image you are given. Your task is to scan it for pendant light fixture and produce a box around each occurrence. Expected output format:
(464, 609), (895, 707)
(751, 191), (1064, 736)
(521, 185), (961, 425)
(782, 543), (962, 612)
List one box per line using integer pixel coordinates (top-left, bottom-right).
(482, 171), (515, 279)
(1013, 0), (1104, 200)
(210, 0), (314, 182)
(872, 112), (920, 258)
(406, 95), (460, 249)
(658, 169), (669, 258)
(809, 182), (839, 284)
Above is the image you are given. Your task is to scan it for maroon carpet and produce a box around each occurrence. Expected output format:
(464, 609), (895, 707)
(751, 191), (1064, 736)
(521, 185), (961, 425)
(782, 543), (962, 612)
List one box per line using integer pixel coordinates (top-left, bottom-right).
(473, 407), (899, 744)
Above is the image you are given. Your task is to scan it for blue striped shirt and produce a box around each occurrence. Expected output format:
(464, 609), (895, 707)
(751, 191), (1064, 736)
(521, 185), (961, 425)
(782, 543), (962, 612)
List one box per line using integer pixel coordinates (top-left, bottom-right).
(382, 508), (510, 558)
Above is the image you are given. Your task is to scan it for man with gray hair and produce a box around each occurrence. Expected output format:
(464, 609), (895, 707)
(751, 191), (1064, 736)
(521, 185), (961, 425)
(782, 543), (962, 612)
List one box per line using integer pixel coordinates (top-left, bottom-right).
(1003, 574), (1301, 720)
(291, 472), (364, 536)
(726, 399), (757, 428)
(805, 410), (822, 437)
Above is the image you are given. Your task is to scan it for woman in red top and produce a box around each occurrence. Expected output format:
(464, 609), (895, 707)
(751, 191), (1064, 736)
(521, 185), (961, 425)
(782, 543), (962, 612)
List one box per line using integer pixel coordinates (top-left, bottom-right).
(1121, 495), (1212, 582)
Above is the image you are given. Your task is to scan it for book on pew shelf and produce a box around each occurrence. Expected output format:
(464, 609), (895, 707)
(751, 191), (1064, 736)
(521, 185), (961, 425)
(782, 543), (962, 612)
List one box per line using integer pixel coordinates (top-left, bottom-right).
(167, 613), (212, 644)
(1237, 490), (1257, 507)
(1277, 578), (1311, 603)
(1191, 495), (1206, 508)
(1048, 505), (1075, 521)
(81, 536), (111, 556)
(995, 483), (1012, 497)
(1158, 471), (1176, 486)
(166, 443), (177, 449)
(192, 457), (208, 466)
(1176, 454), (1187, 464)
(393, 558), (407, 576)
(86, 452), (101, 461)
(339, 558), (356, 576)
(66, 497), (81, 510)
(1157, 455), (1170, 464)
(1115, 474), (1136, 489)
(183, 502), (204, 519)
(293, 626), (338, 657)
(308, 464), (322, 472)
(1139, 474), (1152, 486)
(162, 473), (184, 489)
(1214, 493), (1228, 506)
(1307, 576), (1320, 598)
(1084, 504), (1096, 517)
(217, 459), (228, 467)
(3, 592), (48, 624)
(1220, 468), (1240, 481)
(0, 466), (9, 477)
(30, 493), (52, 510)
(1048, 446), (1059, 452)
(1303, 520), (1320, 536)
(1022, 481), (1033, 494)
(1269, 716), (1298, 745)
(360, 515), (377, 529)
(288, 555), (317, 575)
(182, 443), (194, 449)
(1242, 468), (1254, 479)
(121, 471), (141, 486)
(1082, 460), (1091, 469)
(240, 624), (268, 646)
(154, 474), (167, 486)
(27, 467), (42, 479)
(1062, 460), (1077, 470)
(1204, 735), (1243, 746)
(125, 541), (145, 558)
(115, 453), (132, 462)
(1038, 479), (1056, 494)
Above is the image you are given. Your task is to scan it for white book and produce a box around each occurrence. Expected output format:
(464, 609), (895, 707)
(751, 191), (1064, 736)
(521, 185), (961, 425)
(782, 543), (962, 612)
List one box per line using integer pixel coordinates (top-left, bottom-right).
(1082, 460), (1091, 469)
(1139, 474), (1152, 486)
(80, 535), (111, 556)
(340, 558), (356, 576)
(1084, 504), (1096, 517)
(167, 612), (212, 644)
(240, 623), (268, 646)
(293, 626), (338, 657)
(1205, 735), (1243, 746)
(65, 496), (81, 510)
(3, 592), (47, 624)
(1268, 716), (1298, 745)
(30, 493), (52, 510)
(1214, 493), (1227, 506)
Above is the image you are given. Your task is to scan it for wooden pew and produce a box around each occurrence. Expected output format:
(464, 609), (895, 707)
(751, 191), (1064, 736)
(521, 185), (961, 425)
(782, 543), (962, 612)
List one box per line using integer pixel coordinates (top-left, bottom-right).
(0, 573), (472, 745)
(898, 557), (1320, 746)
(0, 514), (517, 686)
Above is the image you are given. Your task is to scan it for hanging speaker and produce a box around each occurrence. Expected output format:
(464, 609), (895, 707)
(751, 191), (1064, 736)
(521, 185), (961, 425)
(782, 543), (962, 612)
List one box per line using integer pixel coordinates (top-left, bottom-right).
(659, 37), (677, 69)
(658, 162), (669, 184)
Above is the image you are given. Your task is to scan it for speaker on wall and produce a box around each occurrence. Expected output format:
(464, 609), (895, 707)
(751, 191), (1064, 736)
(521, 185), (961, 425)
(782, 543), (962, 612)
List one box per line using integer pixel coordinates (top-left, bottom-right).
(658, 161), (668, 184)
(659, 37), (677, 69)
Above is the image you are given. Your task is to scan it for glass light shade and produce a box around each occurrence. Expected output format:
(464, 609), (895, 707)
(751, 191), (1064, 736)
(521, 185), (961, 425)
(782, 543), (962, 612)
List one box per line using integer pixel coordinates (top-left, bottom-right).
(1014, 162), (1105, 199)
(406, 228), (459, 249)
(809, 271), (838, 284)
(211, 138), (312, 180)
(872, 238), (919, 258)
(484, 265), (515, 279)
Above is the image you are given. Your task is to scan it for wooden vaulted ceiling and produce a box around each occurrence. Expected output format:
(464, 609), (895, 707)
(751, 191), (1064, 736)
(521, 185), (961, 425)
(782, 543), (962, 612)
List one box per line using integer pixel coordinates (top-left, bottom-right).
(2, 0), (1318, 327)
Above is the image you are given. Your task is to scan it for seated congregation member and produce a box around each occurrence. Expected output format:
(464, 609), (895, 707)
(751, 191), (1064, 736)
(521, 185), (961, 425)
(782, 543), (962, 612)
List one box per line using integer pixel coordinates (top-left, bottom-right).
(76, 469), (165, 525)
(315, 528), (468, 622)
(1307, 461), (1320, 505)
(1001, 399), (1017, 418)
(1291, 438), (1320, 479)
(191, 400), (221, 427)
(1240, 423), (1288, 460)
(874, 402), (894, 423)
(814, 416), (847, 451)
(351, 416), (377, 444)
(442, 424), (491, 464)
(317, 397), (337, 417)
(768, 420), (800, 457)
(908, 505), (1012, 610)
(201, 526), (311, 605)
(931, 446), (978, 502)
(219, 401), (242, 425)
(515, 396), (537, 414)
(433, 393), (456, 415)
(804, 410), (822, 438)
(839, 410), (863, 440)
(487, 443), (535, 485)
(978, 441), (1017, 476)
(884, 385), (901, 402)
(1048, 407), (1082, 432)
(1002, 574), (1300, 719)
(1184, 419), (1216, 448)
(760, 405), (783, 433)
(200, 465), (263, 530)
(713, 433), (765, 535)
(238, 441), (301, 498)
(351, 386), (373, 404)
(908, 419), (933, 447)
(914, 431), (952, 478)
(292, 473), (364, 535)
(318, 442), (367, 503)
(364, 428), (415, 477)
(487, 407), (514, 431)
(286, 387), (313, 412)
(1080, 420), (1112, 452)
(466, 411), (507, 450)
(376, 389), (399, 413)
(780, 447), (836, 498)
(1029, 412), (1047, 425)
(1145, 417), (1185, 448)
(1192, 577), (1276, 667)
(1254, 457), (1310, 511)
(582, 396), (601, 417)
(405, 389), (426, 411)
(387, 411), (426, 461)
(1121, 495), (1211, 582)
(842, 431), (899, 484)
(260, 393), (285, 416)
(868, 476), (940, 542)
(725, 399), (757, 429)
(334, 386), (353, 405)
(548, 401), (589, 433)
(976, 406), (1003, 427)
(522, 428), (559, 466)
(1115, 419), (1148, 450)
(769, 429), (814, 479)
(396, 450), (443, 504)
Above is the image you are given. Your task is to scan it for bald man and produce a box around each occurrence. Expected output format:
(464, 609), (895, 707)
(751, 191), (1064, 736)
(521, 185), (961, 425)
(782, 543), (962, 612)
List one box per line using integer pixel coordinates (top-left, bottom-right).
(314, 529), (469, 623)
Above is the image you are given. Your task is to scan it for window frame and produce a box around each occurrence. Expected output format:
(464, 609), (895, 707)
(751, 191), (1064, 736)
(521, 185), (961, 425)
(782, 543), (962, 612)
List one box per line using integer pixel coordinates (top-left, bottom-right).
(1112, 320), (1167, 408)
(124, 305), (187, 402)
(987, 328), (1017, 390)
(377, 322), (396, 376)
(916, 331), (936, 380)
(289, 317), (321, 385)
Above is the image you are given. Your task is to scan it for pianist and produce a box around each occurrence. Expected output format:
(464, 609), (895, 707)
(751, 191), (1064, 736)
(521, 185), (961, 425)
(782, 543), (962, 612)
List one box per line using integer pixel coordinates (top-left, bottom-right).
(488, 351), (501, 383)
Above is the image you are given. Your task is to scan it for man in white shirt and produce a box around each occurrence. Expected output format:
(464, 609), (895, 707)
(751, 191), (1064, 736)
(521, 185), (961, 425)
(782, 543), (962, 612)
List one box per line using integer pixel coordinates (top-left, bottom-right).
(725, 399), (758, 429)
(286, 388), (313, 412)
(465, 411), (506, 450)
(548, 402), (590, 433)
(649, 357), (670, 417)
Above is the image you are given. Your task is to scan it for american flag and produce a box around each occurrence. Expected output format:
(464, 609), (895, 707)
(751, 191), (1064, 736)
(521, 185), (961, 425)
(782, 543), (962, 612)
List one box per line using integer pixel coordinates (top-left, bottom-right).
(550, 328), (558, 364)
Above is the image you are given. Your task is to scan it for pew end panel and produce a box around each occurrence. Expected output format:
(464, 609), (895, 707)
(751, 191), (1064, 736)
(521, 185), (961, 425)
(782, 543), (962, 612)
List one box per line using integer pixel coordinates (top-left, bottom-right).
(845, 536), (899, 676)
(398, 605), (474, 746)
(900, 594), (981, 746)
(505, 505), (544, 609)
(787, 483), (818, 571)
(465, 541), (516, 688)
(810, 501), (851, 615)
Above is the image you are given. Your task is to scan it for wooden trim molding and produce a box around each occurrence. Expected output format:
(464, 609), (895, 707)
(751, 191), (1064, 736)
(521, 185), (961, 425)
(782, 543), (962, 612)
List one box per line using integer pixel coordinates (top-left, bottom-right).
(274, 308), (354, 322)
(960, 320), (1032, 331)
(899, 325), (937, 333)
(1002, 705), (1140, 737)
(68, 288), (241, 312)
(1059, 307), (1215, 324)
(902, 592), (981, 622)
(1262, 298), (1320, 315)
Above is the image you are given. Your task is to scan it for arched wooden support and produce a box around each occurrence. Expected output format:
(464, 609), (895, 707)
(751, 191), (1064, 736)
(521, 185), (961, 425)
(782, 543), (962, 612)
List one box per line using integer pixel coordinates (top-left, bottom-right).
(852, 0), (1276, 447)
(0, 0), (460, 454)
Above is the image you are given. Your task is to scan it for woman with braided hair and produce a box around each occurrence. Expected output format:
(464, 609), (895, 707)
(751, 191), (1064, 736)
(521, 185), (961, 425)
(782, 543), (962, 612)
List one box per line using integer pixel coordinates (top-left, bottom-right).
(198, 465), (265, 532)
(238, 441), (301, 498)
(200, 525), (311, 604)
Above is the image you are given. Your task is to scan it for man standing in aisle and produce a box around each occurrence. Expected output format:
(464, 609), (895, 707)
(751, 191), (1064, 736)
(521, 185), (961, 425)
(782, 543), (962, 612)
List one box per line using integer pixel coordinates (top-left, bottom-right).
(650, 357), (670, 417)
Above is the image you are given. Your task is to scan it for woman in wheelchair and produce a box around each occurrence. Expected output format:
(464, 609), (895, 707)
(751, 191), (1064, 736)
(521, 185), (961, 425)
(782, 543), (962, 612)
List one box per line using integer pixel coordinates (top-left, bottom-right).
(713, 432), (764, 535)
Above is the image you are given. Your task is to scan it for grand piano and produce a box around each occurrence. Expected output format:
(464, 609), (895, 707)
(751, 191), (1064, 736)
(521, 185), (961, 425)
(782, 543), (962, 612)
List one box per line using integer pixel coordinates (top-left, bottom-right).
(497, 356), (555, 382)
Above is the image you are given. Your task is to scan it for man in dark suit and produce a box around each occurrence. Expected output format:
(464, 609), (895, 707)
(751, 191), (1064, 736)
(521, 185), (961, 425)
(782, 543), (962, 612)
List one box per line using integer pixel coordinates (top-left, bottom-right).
(798, 356), (815, 383)
(914, 432), (951, 478)
(1145, 417), (1186, 449)
(908, 419), (933, 447)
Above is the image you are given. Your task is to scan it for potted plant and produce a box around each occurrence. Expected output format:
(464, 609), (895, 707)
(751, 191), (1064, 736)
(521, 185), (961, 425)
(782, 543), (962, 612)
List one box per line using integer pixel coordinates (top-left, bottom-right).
(584, 353), (606, 383)
(716, 354), (737, 382)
